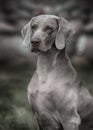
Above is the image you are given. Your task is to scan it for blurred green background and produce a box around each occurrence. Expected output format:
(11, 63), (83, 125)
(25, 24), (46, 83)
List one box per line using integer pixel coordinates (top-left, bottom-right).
(0, 0), (93, 129)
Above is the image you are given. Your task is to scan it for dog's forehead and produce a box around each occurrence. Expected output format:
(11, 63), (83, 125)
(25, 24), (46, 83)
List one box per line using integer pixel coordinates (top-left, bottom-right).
(32, 15), (58, 26)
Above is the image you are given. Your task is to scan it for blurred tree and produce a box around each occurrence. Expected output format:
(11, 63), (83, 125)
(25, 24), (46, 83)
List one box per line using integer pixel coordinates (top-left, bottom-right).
(78, 0), (93, 24)
(0, 0), (20, 25)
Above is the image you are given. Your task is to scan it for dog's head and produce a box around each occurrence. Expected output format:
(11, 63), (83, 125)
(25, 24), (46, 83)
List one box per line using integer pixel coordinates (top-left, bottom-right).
(21, 15), (74, 53)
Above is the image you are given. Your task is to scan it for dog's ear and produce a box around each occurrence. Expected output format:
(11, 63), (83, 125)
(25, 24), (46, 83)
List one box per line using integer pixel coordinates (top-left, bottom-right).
(21, 19), (32, 47)
(55, 17), (75, 50)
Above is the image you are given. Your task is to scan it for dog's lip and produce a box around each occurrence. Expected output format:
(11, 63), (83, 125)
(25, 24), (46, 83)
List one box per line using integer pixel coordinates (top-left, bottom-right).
(31, 47), (40, 53)
(31, 44), (40, 50)
(32, 44), (39, 49)
(33, 43), (39, 46)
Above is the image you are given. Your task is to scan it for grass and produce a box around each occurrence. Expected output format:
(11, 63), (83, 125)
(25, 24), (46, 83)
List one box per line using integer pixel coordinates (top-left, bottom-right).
(0, 61), (36, 130)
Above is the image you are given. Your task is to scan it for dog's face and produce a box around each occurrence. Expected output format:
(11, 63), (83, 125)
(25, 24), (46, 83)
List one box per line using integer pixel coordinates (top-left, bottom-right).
(30, 15), (58, 52)
(21, 15), (74, 53)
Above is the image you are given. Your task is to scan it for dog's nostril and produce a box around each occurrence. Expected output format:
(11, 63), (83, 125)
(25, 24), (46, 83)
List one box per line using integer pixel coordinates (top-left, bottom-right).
(31, 39), (41, 45)
(32, 41), (39, 44)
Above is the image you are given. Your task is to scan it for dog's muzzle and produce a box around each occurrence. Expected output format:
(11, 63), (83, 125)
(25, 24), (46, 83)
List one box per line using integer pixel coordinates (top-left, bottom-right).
(31, 38), (41, 52)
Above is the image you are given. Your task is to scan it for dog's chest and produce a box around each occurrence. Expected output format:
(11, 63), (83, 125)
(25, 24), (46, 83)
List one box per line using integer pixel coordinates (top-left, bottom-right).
(30, 82), (56, 113)
(29, 76), (76, 114)
(28, 72), (79, 130)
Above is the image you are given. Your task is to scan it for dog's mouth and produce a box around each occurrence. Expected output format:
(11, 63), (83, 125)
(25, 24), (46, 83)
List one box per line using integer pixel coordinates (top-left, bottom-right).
(31, 44), (40, 52)
(31, 47), (41, 53)
(31, 44), (49, 53)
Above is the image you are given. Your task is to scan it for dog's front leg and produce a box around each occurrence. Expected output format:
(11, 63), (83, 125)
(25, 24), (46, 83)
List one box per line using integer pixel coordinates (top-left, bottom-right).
(62, 107), (81, 130)
(63, 122), (79, 130)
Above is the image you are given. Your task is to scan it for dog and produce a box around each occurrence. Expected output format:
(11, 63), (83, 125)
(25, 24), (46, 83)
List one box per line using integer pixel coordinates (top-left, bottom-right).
(21, 15), (93, 130)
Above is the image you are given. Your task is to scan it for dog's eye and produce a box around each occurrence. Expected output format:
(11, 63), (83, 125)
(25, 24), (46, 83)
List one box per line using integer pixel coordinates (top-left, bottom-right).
(31, 24), (37, 31)
(44, 26), (53, 32)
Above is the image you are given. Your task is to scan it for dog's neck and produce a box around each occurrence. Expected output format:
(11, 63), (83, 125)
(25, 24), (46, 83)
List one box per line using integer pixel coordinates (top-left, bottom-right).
(36, 46), (75, 84)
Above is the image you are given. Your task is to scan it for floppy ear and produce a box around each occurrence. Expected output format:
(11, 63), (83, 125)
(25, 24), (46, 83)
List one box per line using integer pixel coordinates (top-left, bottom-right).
(21, 20), (32, 47)
(55, 17), (75, 50)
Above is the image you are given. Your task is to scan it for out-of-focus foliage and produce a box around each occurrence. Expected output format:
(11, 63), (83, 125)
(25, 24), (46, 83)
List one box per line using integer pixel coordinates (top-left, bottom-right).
(0, 62), (37, 130)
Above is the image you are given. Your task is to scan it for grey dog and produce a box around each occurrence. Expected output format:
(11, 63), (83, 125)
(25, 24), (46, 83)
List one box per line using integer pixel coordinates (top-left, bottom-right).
(21, 15), (93, 130)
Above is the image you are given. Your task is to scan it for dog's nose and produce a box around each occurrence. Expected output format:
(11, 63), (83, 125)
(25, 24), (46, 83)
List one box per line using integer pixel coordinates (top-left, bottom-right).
(31, 38), (41, 46)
